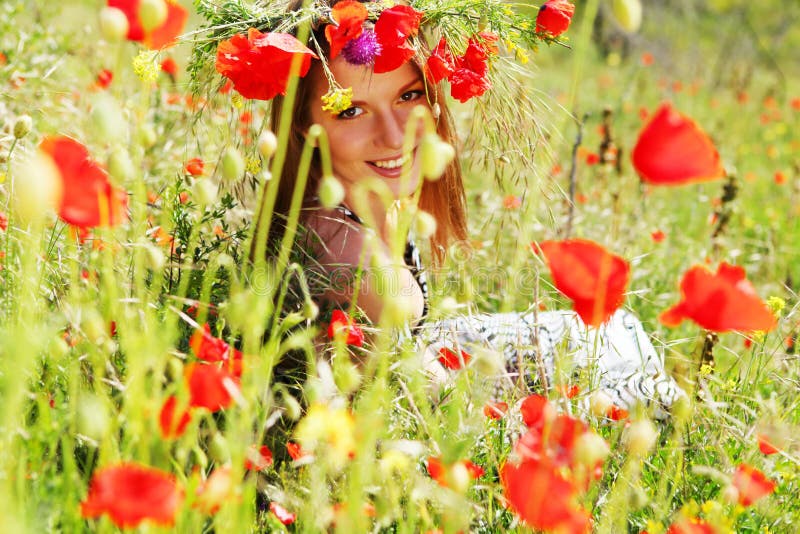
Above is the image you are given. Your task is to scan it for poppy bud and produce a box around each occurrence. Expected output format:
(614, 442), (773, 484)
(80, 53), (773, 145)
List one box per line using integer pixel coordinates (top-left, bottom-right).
(574, 431), (610, 466)
(13, 114), (32, 139)
(193, 178), (217, 206)
(138, 0), (168, 32)
(589, 390), (613, 417)
(258, 131), (278, 158)
(414, 210), (437, 239)
(98, 7), (129, 42)
(318, 174), (345, 208)
(144, 243), (165, 271)
(208, 432), (231, 463)
(611, 0), (643, 33)
(12, 152), (62, 223)
(165, 357), (183, 382)
(447, 461), (471, 493)
(281, 391), (302, 421)
(419, 133), (455, 181)
(220, 147), (245, 182)
(302, 300), (319, 320)
(107, 148), (135, 183)
(91, 96), (126, 143)
(191, 446), (209, 471)
(137, 124), (157, 149)
(76, 394), (110, 442)
(624, 418), (658, 457)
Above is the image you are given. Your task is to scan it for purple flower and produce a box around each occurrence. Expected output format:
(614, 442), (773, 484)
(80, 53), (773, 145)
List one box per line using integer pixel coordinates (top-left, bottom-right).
(341, 29), (382, 66)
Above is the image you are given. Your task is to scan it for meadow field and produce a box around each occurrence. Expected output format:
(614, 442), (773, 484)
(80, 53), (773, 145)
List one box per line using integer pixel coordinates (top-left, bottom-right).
(1, 0), (799, 532)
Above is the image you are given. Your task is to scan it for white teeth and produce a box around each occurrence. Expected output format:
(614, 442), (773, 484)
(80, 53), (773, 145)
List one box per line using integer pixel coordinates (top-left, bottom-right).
(372, 154), (409, 169)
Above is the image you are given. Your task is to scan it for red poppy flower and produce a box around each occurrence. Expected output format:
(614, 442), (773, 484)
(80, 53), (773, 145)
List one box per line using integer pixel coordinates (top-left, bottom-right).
(190, 324), (240, 362)
(426, 456), (484, 487)
(659, 262), (777, 333)
(483, 401), (508, 419)
(757, 434), (780, 455)
(327, 309), (365, 347)
(0, 212), (8, 232)
(516, 414), (587, 469)
(632, 103), (724, 186)
(449, 68), (492, 103)
(666, 518), (717, 534)
(373, 5), (423, 74)
(270, 502), (297, 525)
(501, 457), (590, 533)
(606, 405), (629, 421)
(107, 0), (188, 49)
(245, 445), (274, 471)
(286, 441), (308, 461)
(216, 28), (317, 101)
(325, 0), (368, 59)
(535, 239), (630, 327)
(558, 384), (580, 399)
(732, 464), (776, 506)
(81, 463), (183, 528)
(651, 229), (666, 243)
(520, 394), (550, 431)
(159, 395), (191, 439)
(40, 136), (128, 228)
(160, 57), (178, 78)
(95, 69), (113, 89)
(536, 0), (576, 37)
(195, 466), (234, 514)
(424, 38), (455, 84)
(185, 363), (238, 412)
(185, 157), (204, 176)
(585, 152), (600, 165)
(437, 347), (471, 369)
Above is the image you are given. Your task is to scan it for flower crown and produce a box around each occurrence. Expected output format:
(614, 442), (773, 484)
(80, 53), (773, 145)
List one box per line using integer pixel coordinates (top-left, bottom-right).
(193, 0), (575, 113)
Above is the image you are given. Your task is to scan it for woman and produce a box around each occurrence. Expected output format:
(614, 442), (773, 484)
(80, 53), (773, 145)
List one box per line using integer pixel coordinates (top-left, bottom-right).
(210, 0), (685, 416)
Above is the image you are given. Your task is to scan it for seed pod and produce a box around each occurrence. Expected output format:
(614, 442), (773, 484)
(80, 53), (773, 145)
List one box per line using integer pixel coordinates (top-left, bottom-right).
(99, 6), (129, 42)
(208, 432), (231, 463)
(574, 431), (610, 466)
(137, 124), (157, 149)
(624, 418), (658, 457)
(414, 210), (437, 239)
(318, 174), (345, 208)
(13, 115), (32, 139)
(12, 152), (62, 223)
(144, 243), (165, 271)
(258, 131), (278, 158)
(138, 0), (168, 32)
(220, 146), (245, 182)
(589, 390), (613, 417)
(333, 357), (361, 396)
(193, 178), (217, 206)
(419, 133), (455, 181)
(107, 148), (134, 183)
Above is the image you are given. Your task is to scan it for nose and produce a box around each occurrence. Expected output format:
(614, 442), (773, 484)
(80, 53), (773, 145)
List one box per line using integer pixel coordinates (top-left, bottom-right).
(376, 109), (406, 150)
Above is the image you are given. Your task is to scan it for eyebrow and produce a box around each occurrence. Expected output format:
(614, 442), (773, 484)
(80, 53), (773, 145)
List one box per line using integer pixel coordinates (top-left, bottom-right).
(349, 77), (425, 107)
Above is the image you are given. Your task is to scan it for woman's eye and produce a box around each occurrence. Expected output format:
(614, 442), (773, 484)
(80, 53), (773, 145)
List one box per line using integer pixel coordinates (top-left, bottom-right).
(400, 90), (424, 102)
(337, 107), (363, 119)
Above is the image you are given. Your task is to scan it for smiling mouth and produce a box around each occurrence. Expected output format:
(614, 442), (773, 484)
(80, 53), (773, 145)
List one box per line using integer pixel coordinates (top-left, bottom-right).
(368, 153), (411, 170)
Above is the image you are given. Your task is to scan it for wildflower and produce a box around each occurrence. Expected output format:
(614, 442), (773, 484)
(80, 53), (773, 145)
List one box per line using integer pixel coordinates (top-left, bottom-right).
(651, 229), (666, 243)
(39, 136), (128, 228)
(327, 309), (365, 347)
(373, 5), (423, 73)
(757, 434), (780, 455)
(484, 401), (509, 419)
(244, 445), (274, 471)
(774, 171), (786, 184)
(632, 103), (725, 186)
(185, 157), (204, 176)
(535, 239), (630, 327)
(437, 347), (471, 370)
(269, 502), (296, 525)
(425, 38), (455, 84)
(660, 262), (777, 333)
(321, 86), (354, 114)
(95, 69), (113, 89)
(295, 403), (356, 468)
(0, 212), (7, 232)
(189, 323), (242, 363)
(245, 155), (261, 174)
(158, 395), (191, 439)
(107, 0), (188, 49)
(666, 518), (716, 534)
(342, 29), (382, 65)
(585, 152), (600, 165)
(185, 363), (239, 412)
(81, 463), (183, 528)
(520, 394), (552, 430)
(215, 29), (317, 101)
(536, 0), (576, 37)
(730, 464), (776, 506)
(325, 0), (368, 59)
(132, 50), (159, 83)
(426, 456), (484, 491)
(160, 57), (178, 79)
(503, 194), (522, 209)
(286, 441), (308, 461)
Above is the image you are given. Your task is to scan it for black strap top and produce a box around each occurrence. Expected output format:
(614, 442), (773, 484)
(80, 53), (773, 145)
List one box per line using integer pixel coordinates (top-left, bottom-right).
(336, 205), (429, 323)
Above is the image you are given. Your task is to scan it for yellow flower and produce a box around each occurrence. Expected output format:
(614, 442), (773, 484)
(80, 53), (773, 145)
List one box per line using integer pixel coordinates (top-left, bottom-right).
(766, 296), (786, 315)
(321, 87), (354, 115)
(231, 93), (244, 109)
(295, 402), (356, 470)
(699, 363), (713, 376)
(516, 48), (530, 64)
(245, 155), (261, 174)
(132, 50), (159, 83)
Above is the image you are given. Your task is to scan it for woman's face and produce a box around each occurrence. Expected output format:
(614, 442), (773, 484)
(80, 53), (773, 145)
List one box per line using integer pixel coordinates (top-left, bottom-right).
(308, 56), (429, 201)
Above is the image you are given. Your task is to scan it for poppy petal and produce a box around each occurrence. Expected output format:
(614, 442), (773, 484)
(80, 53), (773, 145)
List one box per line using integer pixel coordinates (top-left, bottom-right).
(732, 464), (776, 506)
(632, 103), (725, 185)
(325, 0), (368, 59)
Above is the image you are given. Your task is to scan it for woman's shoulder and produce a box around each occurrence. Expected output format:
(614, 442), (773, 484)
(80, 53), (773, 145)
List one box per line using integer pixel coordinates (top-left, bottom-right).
(301, 205), (377, 268)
